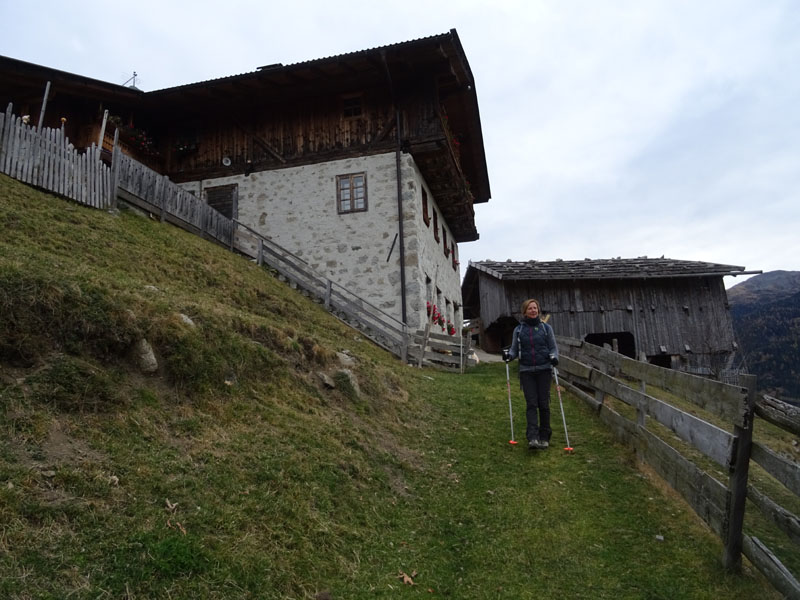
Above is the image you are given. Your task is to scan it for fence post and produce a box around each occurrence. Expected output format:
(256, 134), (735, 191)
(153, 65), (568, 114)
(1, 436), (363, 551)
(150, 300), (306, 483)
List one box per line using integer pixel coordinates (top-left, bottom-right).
(325, 279), (332, 309)
(637, 351), (647, 427)
(400, 324), (408, 364)
(723, 373), (757, 571)
(97, 109), (108, 148)
(37, 82), (51, 130)
(109, 129), (120, 208)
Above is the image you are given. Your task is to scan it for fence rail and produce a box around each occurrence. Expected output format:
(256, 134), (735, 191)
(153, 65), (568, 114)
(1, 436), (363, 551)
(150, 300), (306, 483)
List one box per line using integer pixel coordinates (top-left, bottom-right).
(557, 335), (800, 598)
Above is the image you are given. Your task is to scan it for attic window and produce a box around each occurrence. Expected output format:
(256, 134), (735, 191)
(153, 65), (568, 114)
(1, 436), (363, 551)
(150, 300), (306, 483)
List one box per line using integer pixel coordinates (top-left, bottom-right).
(342, 95), (362, 118)
(206, 183), (238, 219)
(337, 173), (367, 214)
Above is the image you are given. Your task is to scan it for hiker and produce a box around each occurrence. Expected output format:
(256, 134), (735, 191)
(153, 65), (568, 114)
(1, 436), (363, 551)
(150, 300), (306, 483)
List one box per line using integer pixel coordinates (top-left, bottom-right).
(503, 298), (559, 450)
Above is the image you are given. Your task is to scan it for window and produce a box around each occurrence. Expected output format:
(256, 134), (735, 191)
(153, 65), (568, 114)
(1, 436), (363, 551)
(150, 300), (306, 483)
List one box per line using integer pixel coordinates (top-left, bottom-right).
(433, 211), (440, 243)
(206, 183), (238, 219)
(337, 173), (367, 214)
(342, 95), (362, 118)
(443, 228), (450, 257)
(422, 188), (430, 227)
(451, 241), (458, 269)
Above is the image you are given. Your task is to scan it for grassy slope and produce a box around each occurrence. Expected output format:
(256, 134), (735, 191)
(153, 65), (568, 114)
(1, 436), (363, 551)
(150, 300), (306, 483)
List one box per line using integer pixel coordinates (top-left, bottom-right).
(0, 174), (780, 599)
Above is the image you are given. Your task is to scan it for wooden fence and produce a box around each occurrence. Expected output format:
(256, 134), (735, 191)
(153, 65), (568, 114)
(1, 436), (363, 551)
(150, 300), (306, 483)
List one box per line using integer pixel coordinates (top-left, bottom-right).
(411, 328), (475, 372)
(0, 104), (112, 209)
(112, 148), (234, 248)
(2, 104), (479, 368)
(556, 336), (800, 599)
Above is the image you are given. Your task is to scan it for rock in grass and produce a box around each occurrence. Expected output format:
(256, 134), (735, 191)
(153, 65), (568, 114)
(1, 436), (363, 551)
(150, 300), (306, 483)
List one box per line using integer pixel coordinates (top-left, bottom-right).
(133, 338), (158, 373)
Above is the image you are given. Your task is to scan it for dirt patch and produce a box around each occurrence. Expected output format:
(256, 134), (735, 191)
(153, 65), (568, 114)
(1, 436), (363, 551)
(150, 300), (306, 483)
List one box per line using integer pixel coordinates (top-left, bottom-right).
(10, 417), (105, 471)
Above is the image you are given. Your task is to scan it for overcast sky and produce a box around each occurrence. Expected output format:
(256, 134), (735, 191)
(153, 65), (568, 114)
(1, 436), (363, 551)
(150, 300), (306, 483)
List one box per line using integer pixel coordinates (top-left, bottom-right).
(2, 0), (797, 288)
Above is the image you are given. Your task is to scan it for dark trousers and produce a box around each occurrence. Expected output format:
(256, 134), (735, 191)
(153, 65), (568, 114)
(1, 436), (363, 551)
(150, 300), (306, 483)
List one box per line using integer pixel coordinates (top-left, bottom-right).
(520, 370), (552, 443)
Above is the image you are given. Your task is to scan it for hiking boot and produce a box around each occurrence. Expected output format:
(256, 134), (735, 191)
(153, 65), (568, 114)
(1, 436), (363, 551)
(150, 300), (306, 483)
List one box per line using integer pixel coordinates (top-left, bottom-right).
(528, 439), (544, 450)
(539, 440), (550, 449)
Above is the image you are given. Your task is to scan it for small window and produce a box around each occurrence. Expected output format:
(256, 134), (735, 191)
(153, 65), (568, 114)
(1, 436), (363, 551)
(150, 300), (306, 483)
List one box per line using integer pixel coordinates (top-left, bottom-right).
(342, 95), (362, 118)
(451, 241), (458, 269)
(422, 188), (430, 227)
(337, 173), (367, 214)
(443, 228), (450, 257)
(206, 183), (238, 219)
(433, 211), (440, 243)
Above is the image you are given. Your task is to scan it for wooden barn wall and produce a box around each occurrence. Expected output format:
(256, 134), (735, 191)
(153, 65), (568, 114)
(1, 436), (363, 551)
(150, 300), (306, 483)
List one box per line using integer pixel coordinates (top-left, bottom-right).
(478, 274), (513, 326)
(164, 85), (441, 180)
(479, 275), (735, 361)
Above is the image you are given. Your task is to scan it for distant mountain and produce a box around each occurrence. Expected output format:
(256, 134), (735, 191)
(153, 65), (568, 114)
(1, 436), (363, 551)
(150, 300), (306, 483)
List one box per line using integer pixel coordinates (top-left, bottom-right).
(728, 271), (800, 402)
(727, 270), (800, 305)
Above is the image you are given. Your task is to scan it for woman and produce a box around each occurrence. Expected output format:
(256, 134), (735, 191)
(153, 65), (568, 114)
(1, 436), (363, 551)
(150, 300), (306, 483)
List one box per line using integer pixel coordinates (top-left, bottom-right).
(504, 298), (559, 450)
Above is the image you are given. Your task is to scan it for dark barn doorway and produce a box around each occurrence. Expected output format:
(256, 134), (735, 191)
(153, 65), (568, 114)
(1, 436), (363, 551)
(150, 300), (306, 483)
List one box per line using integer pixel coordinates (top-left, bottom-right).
(584, 331), (636, 359)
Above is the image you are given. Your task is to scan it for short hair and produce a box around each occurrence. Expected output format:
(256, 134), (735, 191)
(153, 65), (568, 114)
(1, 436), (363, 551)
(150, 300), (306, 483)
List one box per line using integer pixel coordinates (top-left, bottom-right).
(521, 298), (540, 315)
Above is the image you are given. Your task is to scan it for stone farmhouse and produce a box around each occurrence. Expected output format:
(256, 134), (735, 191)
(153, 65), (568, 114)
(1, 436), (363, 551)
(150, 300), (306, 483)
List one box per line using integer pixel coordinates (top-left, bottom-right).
(462, 257), (758, 376)
(0, 29), (490, 334)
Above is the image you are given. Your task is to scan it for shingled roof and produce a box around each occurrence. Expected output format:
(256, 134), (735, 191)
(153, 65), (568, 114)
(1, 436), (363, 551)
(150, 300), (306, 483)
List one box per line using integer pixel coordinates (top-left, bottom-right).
(467, 257), (748, 281)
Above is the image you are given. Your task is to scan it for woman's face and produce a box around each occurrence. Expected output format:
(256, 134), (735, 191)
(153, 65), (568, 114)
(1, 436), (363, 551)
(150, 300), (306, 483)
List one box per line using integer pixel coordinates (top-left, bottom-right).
(525, 301), (539, 319)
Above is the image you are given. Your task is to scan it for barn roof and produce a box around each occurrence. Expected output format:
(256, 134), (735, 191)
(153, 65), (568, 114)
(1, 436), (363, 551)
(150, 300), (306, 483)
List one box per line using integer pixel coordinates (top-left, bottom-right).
(461, 257), (758, 320)
(466, 257), (748, 281)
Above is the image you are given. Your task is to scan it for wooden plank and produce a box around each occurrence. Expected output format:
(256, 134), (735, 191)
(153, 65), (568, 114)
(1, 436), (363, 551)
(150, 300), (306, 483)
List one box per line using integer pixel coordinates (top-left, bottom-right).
(558, 355), (592, 380)
(587, 368), (735, 468)
(562, 337), (748, 425)
(638, 427), (728, 537)
(751, 441), (800, 497)
(742, 535), (800, 600)
(0, 107), (8, 172)
(756, 395), (800, 436)
(748, 484), (800, 547)
(559, 378), (602, 410)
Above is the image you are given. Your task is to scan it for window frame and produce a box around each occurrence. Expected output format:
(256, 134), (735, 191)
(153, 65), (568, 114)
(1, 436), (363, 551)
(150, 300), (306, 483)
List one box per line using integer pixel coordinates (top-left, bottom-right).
(336, 172), (368, 214)
(341, 94), (363, 119)
(422, 188), (430, 227)
(433, 210), (440, 243)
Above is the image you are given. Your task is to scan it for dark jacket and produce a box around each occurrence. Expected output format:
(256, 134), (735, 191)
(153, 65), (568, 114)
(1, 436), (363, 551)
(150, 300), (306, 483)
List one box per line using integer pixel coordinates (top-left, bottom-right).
(508, 317), (558, 373)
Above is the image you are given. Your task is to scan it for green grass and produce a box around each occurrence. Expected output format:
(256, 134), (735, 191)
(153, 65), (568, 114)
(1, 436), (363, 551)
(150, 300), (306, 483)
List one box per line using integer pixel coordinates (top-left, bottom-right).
(0, 173), (783, 598)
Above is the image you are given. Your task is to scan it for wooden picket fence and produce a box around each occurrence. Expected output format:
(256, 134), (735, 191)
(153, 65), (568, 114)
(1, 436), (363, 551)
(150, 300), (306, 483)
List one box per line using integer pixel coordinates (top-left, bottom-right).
(556, 336), (800, 599)
(0, 104), (112, 209)
(112, 148), (234, 248)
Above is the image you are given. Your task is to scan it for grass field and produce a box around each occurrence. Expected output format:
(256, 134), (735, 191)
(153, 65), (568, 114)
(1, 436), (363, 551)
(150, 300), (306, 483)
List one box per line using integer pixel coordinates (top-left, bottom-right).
(0, 173), (783, 598)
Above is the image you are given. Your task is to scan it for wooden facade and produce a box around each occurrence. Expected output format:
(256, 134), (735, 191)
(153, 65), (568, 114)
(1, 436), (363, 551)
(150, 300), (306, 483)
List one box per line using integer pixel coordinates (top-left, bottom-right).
(462, 258), (755, 376)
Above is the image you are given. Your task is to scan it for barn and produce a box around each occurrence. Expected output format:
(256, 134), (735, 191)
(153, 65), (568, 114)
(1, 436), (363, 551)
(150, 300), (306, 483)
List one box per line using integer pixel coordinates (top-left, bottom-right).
(461, 257), (758, 376)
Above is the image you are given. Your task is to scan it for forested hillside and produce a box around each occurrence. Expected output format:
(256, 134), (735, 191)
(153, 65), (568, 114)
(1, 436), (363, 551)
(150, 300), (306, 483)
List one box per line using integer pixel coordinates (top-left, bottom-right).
(728, 272), (800, 402)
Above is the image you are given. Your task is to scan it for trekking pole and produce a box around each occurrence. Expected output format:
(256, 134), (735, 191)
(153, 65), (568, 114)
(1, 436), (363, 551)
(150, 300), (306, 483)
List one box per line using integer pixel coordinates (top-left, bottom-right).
(552, 367), (573, 453)
(505, 360), (518, 445)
